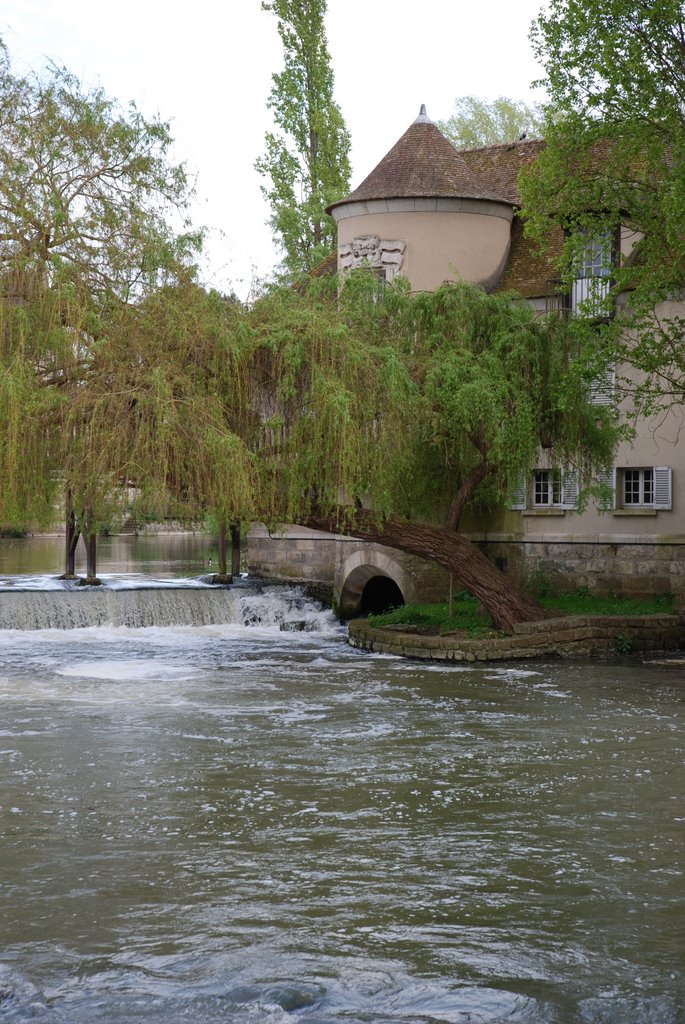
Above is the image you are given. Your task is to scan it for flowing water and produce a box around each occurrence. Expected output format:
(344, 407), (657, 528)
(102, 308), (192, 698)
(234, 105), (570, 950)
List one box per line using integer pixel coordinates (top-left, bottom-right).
(0, 537), (684, 1022)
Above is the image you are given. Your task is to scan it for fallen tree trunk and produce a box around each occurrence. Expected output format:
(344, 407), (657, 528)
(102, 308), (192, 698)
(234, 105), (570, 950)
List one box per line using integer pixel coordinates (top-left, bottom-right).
(299, 506), (544, 633)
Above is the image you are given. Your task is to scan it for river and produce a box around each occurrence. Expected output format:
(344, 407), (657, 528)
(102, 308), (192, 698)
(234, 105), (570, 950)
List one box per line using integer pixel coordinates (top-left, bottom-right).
(0, 536), (683, 1022)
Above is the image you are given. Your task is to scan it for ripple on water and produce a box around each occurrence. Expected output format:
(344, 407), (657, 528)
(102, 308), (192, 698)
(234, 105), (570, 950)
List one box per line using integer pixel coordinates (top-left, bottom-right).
(1, 609), (685, 1024)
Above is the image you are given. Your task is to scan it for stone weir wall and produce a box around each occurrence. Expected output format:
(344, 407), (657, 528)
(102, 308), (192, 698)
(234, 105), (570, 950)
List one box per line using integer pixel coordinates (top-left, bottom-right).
(348, 614), (685, 663)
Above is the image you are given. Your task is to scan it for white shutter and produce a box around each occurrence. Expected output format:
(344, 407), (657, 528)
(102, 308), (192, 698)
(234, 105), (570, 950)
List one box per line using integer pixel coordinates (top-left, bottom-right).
(510, 475), (528, 511)
(596, 467), (616, 510)
(589, 365), (615, 406)
(561, 470), (579, 509)
(654, 466), (672, 510)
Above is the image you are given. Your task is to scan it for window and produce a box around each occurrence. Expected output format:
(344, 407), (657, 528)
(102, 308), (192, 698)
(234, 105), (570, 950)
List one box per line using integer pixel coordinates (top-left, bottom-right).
(570, 230), (614, 319)
(511, 469), (579, 511)
(623, 468), (653, 506)
(596, 467), (672, 511)
(534, 469), (562, 507)
(589, 364), (615, 406)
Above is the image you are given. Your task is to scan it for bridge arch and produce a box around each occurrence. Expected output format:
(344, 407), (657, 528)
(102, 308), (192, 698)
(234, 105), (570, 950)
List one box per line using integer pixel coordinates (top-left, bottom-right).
(338, 550), (407, 618)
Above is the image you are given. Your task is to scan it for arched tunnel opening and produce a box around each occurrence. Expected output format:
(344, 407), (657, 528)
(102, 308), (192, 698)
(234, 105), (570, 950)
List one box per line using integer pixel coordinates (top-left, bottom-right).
(359, 575), (405, 616)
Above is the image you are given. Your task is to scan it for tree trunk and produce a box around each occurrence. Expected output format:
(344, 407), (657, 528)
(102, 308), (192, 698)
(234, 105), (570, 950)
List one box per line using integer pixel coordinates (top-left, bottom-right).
(231, 524), (241, 577)
(299, 507), (544, 633)
(61, 506), (80, 578)
(217, 520), (228, 577)
(448, 463), (495, 530)
(80, 514), (101, 585)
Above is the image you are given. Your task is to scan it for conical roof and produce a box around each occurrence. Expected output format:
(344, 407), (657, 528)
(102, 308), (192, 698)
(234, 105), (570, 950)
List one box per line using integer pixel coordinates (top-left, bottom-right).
(328, 106), (509, 212)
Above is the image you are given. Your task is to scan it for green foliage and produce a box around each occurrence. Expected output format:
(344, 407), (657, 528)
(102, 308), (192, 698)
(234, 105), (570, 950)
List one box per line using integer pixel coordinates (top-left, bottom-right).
(0, 39), (200, 301)
(522, 0), (685, 403)
(438, 95), (545, 149)
(0, 40), (203, 529)
(368, 599), (493, 636)
(256, 0), (351, 277)
(614, 633), (632, 654)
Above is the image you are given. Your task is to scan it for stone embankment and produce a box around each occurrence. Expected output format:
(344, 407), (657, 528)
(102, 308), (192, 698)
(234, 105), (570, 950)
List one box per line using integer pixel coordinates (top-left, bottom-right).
(348, 614), (685, 662)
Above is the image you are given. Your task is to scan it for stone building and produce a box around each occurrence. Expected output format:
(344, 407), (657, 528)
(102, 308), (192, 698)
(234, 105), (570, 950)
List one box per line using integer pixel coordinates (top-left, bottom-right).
(248, 107), (685, 610)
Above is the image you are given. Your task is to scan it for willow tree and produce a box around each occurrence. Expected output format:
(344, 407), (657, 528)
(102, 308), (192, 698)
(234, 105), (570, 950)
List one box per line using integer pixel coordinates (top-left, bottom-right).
(0, 40), (202, 564)
(57, 282), (258, 571)
(224, 277), (621, 631)
(256, 0), (351, 277)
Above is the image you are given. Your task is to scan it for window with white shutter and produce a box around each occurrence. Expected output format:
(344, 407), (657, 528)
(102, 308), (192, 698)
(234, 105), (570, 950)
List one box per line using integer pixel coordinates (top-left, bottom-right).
(654, 466), (672, 510)
(614, 466), (672, 510)
(509, 475), (528, 511)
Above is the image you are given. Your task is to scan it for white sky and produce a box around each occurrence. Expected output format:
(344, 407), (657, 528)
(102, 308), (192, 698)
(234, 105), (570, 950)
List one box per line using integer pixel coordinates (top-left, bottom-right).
(3, 0), (547, 299)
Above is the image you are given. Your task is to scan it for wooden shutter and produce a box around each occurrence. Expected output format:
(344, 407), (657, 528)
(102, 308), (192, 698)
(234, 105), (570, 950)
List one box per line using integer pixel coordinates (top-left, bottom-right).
(596, 467), (616, 510)
(561, 470), (579, 509)
(510, 475), (528, 511)
(653, 466), (672, 510)
(589, 365), (615, 406)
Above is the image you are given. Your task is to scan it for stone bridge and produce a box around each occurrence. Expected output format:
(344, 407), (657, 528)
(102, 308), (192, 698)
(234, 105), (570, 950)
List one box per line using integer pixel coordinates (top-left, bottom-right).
(247, 525), (449, 616)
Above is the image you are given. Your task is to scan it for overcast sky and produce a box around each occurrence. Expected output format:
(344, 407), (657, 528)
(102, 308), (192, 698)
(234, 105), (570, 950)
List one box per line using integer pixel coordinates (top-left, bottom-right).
(3, 0), (548, 298)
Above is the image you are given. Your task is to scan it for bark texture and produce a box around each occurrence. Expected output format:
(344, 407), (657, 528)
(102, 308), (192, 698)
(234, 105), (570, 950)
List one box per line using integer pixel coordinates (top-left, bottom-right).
(300, 507), (545, 633)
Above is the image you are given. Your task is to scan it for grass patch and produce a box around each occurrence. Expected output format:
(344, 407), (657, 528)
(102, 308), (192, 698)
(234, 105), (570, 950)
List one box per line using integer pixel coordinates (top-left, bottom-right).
(367, 591), (674, 635)
(368, 598), (493, 636)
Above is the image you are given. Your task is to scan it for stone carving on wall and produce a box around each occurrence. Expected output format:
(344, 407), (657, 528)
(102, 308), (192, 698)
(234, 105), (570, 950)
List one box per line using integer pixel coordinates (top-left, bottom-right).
(339, 235), (406, 280)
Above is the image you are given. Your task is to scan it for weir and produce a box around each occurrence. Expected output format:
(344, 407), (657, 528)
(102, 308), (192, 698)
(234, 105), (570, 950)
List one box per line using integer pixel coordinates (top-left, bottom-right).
(0, 582), (338, 632)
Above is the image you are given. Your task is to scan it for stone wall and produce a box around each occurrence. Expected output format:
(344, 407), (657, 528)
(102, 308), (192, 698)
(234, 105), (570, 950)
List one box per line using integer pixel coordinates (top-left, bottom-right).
(248, 526), (685, 612)
(476, 537), (685, 600)
(349, 614), (685, 663)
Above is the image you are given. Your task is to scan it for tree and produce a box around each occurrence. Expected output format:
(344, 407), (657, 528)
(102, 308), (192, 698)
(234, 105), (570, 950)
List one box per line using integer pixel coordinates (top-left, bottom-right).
(0, 39), (203, 570)
(222, 277), (620, 631)
(520, 0), (685, 404)
(438, 95), (545, 149)
(255, 0), (351, 278)
(0, 40), (200, 302)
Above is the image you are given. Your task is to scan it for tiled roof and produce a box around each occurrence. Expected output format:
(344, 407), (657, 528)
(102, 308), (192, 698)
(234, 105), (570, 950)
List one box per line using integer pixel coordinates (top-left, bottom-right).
(461, 138), (559, 297)
(460, 138), (545, 205)
(497, 217), (564, 298)
(327, 108), (509, 211)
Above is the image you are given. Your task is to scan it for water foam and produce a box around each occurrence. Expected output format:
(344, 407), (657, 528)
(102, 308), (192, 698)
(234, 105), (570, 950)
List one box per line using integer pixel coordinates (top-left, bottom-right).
(0, 581), (341, 634)
(56, 659), (201, 681)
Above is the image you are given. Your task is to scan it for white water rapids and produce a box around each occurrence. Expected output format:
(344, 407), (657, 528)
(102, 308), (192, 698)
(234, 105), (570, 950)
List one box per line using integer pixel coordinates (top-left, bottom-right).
(0, 577), (339, 632)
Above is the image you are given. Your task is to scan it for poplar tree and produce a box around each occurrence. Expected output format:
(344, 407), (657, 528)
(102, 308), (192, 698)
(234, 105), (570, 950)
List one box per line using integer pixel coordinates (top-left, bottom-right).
(256, 0), (351, 277)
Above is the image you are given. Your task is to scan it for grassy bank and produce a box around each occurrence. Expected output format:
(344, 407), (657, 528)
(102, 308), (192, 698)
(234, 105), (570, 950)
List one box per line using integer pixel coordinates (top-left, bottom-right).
(368, 591), (675, 636)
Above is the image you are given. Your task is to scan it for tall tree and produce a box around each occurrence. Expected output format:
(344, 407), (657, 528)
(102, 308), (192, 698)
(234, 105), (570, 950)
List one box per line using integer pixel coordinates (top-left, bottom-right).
(0, 39), (202, 538)
(219, 277), (621, 631)
(520, 0), (685, 404)
(438, 95), (545, 149)
(0, 40), (200, 302)
(256, 0), (351, 278)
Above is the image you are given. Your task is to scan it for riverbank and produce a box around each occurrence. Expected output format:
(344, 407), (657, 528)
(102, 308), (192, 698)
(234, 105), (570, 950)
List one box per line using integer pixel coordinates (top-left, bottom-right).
(348, 612), (685, 661)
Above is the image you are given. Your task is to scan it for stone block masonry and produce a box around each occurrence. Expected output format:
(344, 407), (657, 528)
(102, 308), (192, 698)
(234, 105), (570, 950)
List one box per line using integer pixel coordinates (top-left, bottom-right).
(479, 537), (685, 600)
(348, 614), (685, 662)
